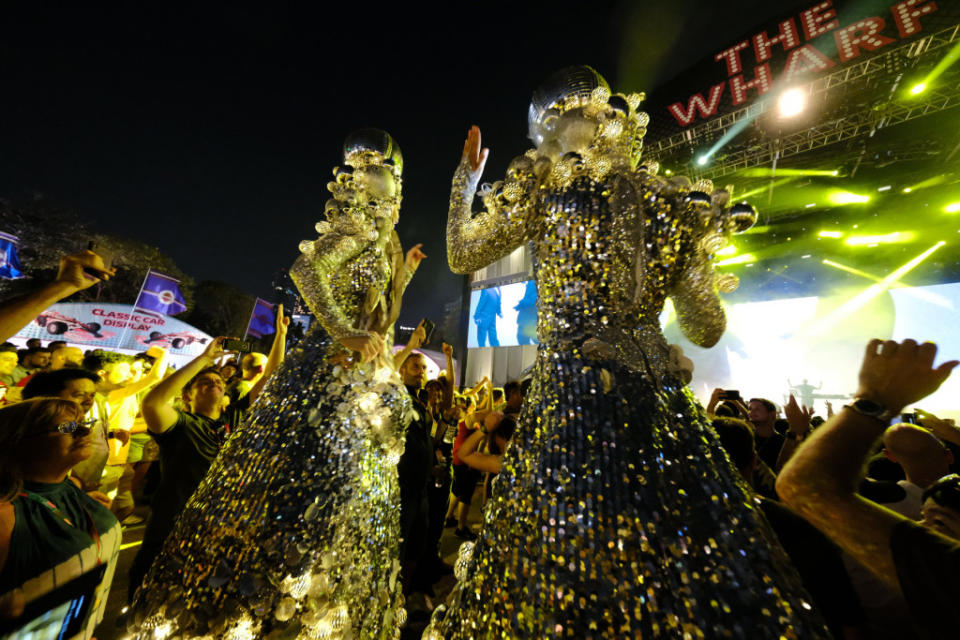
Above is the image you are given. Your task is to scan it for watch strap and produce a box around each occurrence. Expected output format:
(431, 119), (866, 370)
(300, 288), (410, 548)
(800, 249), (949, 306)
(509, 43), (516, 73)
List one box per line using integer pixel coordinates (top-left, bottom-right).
(845, 398), (897, 423)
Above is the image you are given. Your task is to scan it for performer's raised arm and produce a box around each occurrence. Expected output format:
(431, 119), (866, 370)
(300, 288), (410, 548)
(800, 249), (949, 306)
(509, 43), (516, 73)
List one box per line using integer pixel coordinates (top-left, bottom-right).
(448, 126), (536, 273)
(291, 230), (382, 362)
(669, 244), (728, 348)
(667, 185), (756, 348)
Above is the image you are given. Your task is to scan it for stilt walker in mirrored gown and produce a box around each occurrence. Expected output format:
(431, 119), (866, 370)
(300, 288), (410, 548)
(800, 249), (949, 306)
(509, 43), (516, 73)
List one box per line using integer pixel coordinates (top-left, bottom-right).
(425, 67), (831, 639)
(131, 129), (422, 640)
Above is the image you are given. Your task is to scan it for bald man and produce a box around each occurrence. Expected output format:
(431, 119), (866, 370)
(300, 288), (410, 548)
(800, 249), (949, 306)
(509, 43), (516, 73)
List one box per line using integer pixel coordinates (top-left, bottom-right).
(50, 345), (84, 370)
(879, 424), (955, 519)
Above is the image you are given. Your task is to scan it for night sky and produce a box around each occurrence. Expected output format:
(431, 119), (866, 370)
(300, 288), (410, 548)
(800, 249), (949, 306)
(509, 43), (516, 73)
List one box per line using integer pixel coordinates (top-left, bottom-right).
(0, 1), (790, 327)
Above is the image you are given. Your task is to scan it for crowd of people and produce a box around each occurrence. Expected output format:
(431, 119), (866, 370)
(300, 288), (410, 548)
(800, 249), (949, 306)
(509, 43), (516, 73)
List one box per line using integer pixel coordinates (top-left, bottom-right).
(0, 250), (528, 636)
(0, 254), (959, 638)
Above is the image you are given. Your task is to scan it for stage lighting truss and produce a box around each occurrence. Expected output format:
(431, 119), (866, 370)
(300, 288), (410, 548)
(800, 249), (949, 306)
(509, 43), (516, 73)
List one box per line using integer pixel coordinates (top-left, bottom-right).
(646, 23), (960, 180)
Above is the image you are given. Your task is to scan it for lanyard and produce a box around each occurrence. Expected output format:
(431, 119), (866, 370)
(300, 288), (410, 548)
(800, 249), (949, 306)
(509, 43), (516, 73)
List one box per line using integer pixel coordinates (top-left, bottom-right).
(19, 490), (102, 565)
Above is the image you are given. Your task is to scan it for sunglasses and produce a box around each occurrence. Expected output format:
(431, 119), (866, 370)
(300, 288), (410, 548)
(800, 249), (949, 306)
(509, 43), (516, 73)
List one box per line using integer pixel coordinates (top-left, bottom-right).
(33, 419), (97, 438)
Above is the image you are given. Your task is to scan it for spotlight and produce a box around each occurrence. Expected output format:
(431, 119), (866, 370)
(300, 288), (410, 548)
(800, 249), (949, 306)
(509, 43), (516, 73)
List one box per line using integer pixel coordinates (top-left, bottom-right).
(777, 88), (807, 118)
(910, 83), (927, 95)
(844, 231), (914, 246)
(818, 230), (844, 238)
(903, 187), (913, 193)
(696, 155), (709, 166)
(828, 190), (870, 205)
(946, 203), (960, 213)
(877, 185), (891, 191)
(716, 253), (756, 266)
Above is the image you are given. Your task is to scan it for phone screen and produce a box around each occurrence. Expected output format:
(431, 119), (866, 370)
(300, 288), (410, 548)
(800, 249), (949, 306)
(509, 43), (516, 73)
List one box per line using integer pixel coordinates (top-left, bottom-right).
(1, 564), (106, 638)
(222, 338), (252, 353)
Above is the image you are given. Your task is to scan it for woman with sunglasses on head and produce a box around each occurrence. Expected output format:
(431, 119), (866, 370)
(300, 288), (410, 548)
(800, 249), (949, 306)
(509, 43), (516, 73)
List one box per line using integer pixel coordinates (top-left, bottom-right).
(0, 398), (122, 637)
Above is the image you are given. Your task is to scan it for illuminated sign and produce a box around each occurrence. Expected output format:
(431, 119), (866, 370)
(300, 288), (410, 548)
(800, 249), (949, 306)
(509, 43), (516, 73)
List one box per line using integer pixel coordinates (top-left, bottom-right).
(665, 0), (941, 127)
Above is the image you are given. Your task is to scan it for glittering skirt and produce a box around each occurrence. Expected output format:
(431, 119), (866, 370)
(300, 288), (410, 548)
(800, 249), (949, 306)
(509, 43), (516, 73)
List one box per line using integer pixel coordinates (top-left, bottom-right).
(131, 327), (410, 640)
(428, 344), (830, 639)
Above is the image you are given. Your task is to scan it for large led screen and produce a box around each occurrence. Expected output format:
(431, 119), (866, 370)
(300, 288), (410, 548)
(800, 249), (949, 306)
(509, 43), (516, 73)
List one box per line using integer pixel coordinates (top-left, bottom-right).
(467, 281), (539, 348)
(469, 280), (960, 418)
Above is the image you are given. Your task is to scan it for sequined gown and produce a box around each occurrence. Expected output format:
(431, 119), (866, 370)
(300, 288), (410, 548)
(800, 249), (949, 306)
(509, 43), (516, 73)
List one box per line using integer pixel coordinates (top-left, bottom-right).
(429, 158), (831, 639)
(131, 227), (414, 640)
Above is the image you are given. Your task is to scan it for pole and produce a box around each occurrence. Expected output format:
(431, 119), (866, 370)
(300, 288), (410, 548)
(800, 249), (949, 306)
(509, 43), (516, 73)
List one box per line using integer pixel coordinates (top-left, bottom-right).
(455, 274), (471, 390)
(117, 269), (151, 352)
(242, 299), (260, 340)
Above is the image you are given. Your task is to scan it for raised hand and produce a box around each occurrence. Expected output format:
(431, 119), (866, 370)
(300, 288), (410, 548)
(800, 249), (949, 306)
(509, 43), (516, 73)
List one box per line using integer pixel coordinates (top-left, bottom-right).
(409, 320), (427, 350)
(201, 337), (236, 363)
(340, 332), (384, 363)
(405, 243), (427, 271)
(856, 339), (958, 414)
(462, 125), (490, 174)
(784, 394), (813, 435)
(275, 303), (290, 335)
(916, 409), (960, 446)
(56, 250), (116, 291)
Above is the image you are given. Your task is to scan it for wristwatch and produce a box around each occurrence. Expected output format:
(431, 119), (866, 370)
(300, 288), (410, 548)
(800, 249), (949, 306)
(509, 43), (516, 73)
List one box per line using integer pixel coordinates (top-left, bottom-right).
(845, 397), (897, 423)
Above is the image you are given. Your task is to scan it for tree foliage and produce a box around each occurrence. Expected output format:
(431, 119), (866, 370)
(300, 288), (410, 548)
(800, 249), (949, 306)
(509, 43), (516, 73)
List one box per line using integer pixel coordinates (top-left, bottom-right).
(0, 197), (91, 299)
(0, 197), (194, 310)
(184, 280), (255, 340)
(85, 233), (195, 310)
(0, 196), (281, 345)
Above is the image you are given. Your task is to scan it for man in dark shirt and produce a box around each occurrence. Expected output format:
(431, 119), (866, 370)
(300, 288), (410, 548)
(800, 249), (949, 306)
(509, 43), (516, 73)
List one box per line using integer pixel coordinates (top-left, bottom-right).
(396, 349), (435, 594)
(748, 397), (784, 470)
(128, 315), (287, 601)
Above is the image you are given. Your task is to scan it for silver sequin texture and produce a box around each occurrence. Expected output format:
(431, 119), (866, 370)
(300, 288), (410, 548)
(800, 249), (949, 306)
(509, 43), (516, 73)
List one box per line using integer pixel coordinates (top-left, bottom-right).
(130, 142), (415, 640)
(433, 108), (829, 637)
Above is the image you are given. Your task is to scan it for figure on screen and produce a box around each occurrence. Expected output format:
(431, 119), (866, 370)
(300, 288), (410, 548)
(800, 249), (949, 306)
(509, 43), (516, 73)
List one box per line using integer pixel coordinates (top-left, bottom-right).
(473, 287), (501, 347)
(514, 279), (538, 345)
(431, 65), (830, 638)
(788, 378), (821, 408)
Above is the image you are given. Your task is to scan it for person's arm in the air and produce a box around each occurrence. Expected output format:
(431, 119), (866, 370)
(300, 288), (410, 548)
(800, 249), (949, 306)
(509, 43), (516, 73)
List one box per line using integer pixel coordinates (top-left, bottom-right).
(0, 250), (115, 343)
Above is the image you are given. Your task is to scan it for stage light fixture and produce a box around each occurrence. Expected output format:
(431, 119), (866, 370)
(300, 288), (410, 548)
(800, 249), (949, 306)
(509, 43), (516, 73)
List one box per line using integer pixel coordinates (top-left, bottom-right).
(715, 245), (738, 256)
(828, 190), (869, 205)
(777, 88), (806, 118)
(844, 232), (914, 246)
(696, 155), (709, 166)
(909, 41), (960, 98)
(716, 253), (756, 266)
(946, 203), (960, 213)
(818, 230), (843, 238)
(877, 185), (891, 192)
(903, 175), (948, 193)
(805, 203), (816, 208)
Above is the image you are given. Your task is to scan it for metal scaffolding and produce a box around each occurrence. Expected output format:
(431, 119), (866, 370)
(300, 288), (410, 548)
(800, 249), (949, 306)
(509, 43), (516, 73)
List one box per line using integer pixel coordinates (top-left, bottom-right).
(646, 23), (960, 179)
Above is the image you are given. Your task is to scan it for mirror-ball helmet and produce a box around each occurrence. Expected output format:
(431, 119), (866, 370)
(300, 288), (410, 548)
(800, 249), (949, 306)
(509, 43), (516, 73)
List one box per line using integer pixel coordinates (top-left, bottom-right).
(343, 128), (403, 176)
